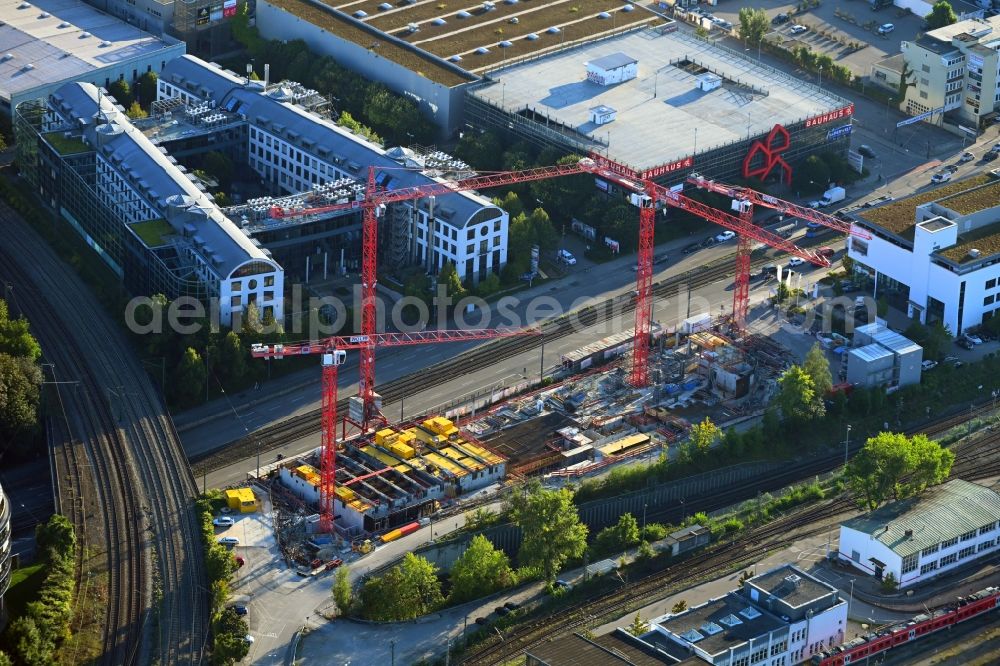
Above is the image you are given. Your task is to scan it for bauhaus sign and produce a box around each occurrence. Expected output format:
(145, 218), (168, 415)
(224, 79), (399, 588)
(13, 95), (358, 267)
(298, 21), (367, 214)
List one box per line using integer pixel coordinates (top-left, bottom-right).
(742, 124), (792, 185)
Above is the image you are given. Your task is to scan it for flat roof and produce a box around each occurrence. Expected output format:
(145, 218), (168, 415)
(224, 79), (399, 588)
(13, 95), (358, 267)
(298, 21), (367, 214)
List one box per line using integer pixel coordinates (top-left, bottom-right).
(526, 629), (674, 665)
(656, 593), (785, 657)
(850, 343), (893, 364)
(841, 479), (1000, 558)
(590, 52), (637, 70)
(925, 14), (1000, 43)
(470, 28), (849, 173)
(0, 0), (178, 102)
(856, 174), (992, 239)
(746, 565), (836, 610)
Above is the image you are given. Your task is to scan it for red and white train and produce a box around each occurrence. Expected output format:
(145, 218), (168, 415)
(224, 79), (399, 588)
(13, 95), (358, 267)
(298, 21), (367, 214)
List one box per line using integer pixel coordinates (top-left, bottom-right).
(812, 586), (1000, 665)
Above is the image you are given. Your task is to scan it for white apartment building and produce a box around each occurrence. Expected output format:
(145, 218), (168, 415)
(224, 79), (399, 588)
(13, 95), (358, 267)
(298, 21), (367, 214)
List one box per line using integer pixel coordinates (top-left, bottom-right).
(31, 81), (283, 326)
(901, 15), (1000, 128)
(839, 479), (1000, 589)
(848, 175), (1000, 335)
(639, 565), (848, 666)
(156, 55), (508, 285)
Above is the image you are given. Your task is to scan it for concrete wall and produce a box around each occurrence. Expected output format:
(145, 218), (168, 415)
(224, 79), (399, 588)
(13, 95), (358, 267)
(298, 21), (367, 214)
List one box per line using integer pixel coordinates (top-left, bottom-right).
(256, 0), (474, 136)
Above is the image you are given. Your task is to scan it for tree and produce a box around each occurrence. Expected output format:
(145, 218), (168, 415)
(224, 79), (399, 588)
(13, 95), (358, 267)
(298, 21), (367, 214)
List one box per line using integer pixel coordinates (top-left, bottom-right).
(216, 331), (246, 387)
(738, 8), (769, 47)
(846, 432), (954, 510)
(594, 512), (641, 556)
(689, 417), (722, 458)
(493, 191), (524, 220)
(0, 650), (12, 666)
(202, 151), (235, 190)
(775, 365), (823, 422)
(508, 482), (589, 581)
(174, 347), (206, 406)
(925, 0), (957, 29)
(0, 353), (42, 444)
(107, 79), (133, 107)
(332, 566), (352, 614)
(671, 600), (687, 614)
(8, 616), (53, 666)
(240, 301), (264, 336)
(627, 612), (649, 636)
(210, 609), (250, 666)
(0, 300), (42, 361)
(881, 571), (899, 592)
(126, 101), (148, 120)
(802, 343), (833, 397)
(337, 110), (382, 145)
(36, 514), (75, 558)
(904, 321), (951, 361)
(476, 272), (502, 297)
(134, 71), (158, 109)
(438, 261), (466, 299)
(358, 553), (443, 621)
(795, 155), (831, 194)
(449, 535), (515, 603)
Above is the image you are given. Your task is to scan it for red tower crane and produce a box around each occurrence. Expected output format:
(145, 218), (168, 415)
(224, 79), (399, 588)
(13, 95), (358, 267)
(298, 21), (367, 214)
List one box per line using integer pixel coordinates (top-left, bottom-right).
(683, 174), (873, 330)
(270, 158), (837, 416)
(251, 328), (538, 532)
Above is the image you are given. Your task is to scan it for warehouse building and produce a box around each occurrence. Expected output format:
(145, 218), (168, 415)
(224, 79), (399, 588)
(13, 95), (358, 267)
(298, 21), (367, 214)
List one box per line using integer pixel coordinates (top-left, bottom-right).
(847, 174), (1000, 335)
(154, 55), (509, 285)
(838, 479), (1000, 588)
(466, 27), (854, 187)
(14, 81), (284, 326)
(253, 0), (660, 134)
(846, 322), (923, 389)
(0, 0), (185, 116)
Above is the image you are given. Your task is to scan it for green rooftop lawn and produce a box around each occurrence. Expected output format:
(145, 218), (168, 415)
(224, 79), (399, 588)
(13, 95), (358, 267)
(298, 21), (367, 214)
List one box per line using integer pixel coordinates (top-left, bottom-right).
(43, 132), (90, 155)
(4, 563), (46, 621)
(129, 219), (175, 247)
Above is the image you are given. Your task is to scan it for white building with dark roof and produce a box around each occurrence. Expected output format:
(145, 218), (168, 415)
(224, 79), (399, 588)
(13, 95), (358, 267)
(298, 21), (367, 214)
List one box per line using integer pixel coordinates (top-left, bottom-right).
(643, 564), (847, 665)
(838, 479), (1000, 589)
(156, 55), (509, 285)
(15, 81), (283, 326)
(0, 0), (184, 115)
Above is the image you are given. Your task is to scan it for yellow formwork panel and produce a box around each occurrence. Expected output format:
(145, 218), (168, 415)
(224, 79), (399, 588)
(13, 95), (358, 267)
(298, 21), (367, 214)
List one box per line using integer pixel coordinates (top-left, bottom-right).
(461, 442), (505, 466)
(423, 452), (465, 477)
(375, 428), (398, 446)
(362, 446), (399, 468)
(599, 433), (651, 456)
(390, 441), (415, 460)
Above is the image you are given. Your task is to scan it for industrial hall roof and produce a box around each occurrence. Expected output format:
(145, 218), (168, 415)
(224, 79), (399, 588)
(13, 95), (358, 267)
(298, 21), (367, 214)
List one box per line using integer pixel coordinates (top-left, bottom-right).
(841, 479), (1000, 558)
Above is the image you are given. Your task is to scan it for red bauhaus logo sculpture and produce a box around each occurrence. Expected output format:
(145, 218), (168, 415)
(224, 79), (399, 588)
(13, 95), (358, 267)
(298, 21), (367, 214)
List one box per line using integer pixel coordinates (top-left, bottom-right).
(742, 124), (792, 185)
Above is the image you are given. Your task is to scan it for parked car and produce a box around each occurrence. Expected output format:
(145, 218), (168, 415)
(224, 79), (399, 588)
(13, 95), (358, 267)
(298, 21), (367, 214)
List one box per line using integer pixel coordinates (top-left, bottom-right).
(857, 145), (877, 159)
(944, 164), (959, 173)
(557, 249), (577, 265)
(504, 600), (522, 611)
(958, 151), (975, 164)
(475, 617), (488, 626)
(877, 23), (895, 35)
(213, 516), (235, 527)
(714, 230), (736, 243)
(816, 246), (836, 258)
(772, 12), (790, 24)
(787, 257), (805, 267)
(218, 536), (240, 546)
(921, 360), (938, 371)
(955, 337), (974, 350)
(234, 556), (246, 568)
(682, 242), (701, 255)
(984, 151), (999, 162)
(555, 579), (573, 590)
(789, 24), (808, 35)
(966, 334), (984, 345)
(495, 606), (511, 617)
(232, 604), (248, 616)
(931, 170), (953, 183)
(244, 635), (255, 645)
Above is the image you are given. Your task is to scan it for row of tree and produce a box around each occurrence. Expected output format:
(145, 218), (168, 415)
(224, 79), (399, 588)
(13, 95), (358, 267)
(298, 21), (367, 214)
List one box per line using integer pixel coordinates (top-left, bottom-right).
(3, 516), (77, 666)
(195, 491), (249, 665)
(230, 2), (436, 147)
(353, 483), (589, 620)
(0, 299), (43, 462)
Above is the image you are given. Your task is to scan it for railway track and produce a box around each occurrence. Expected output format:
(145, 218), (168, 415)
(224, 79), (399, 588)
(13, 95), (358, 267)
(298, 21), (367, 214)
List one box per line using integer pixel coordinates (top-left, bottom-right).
(460, 417), (1000, 665)
(0, 205), (208, 664)
(192, 250), (759, 473)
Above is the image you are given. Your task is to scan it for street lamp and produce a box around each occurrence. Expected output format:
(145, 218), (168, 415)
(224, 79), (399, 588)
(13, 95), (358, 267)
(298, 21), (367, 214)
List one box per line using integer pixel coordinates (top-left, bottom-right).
(844, 424), (852, 468)
(818, 66), (823, 90)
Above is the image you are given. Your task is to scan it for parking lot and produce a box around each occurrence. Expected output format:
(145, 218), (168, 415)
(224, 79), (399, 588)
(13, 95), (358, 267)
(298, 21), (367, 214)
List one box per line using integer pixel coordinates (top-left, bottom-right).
(709, 0), (926, 78)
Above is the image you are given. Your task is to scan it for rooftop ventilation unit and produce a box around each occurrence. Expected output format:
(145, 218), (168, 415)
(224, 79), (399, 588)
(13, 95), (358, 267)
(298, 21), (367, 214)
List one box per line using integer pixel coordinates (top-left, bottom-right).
(17, 2), (31, 9)
(547, 26), (561, 34)
(597, 11), (611, 18)
(970, 248), (981, 258)
(525, 32), (538, 40)
(38, 11), (50, 18)
(1, 53), (12, 62)
(22, 63), (34, 70)
(99, 40), (112, 47)
(353, 10), (367, 18)
(475, 46), (489, 54)
(449, 55), (462, 62)
(457, 10), (471, 18)
(378, 2), (392, 8)
(432, 17), (446, 25)
(784, 574), (802, 587)
(80, 31), (91, 38)
(622, 3), (634, 10)
(406, 22), (419, 32)
(504, 0), (519, 4)
(483, 1), (496, 10)
(58, 21), (70, 27)
(499, 40), (512, 47)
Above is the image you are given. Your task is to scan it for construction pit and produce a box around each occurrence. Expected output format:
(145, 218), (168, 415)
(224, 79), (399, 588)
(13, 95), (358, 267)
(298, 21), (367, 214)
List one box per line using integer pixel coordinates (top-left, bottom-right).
(249, 319), (797, 569)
